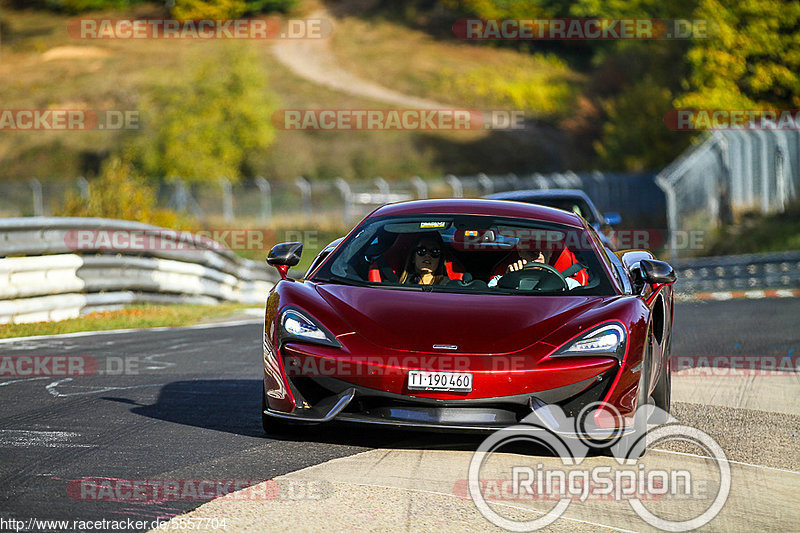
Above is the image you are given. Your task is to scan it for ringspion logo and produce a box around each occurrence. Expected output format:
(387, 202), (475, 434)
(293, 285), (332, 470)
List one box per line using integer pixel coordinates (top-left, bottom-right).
(468, 403), (730, 531)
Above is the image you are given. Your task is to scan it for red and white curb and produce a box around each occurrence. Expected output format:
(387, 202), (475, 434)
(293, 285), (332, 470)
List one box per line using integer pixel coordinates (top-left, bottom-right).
(677, 288), (800, 302)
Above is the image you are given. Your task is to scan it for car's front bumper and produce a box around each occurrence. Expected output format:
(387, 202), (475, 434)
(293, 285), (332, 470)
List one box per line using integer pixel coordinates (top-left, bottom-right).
(263, 366), (619, 432)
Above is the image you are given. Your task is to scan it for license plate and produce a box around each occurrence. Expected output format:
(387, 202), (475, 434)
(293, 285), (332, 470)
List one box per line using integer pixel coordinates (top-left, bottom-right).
(407, 370), (473, 392)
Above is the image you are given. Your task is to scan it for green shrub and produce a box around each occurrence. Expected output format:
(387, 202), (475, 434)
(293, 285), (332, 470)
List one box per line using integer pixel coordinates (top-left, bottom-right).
(132, 43), (278, 184)
(242, 0), (297, 14)
(170, 0), (297, 18)
(21, 0), (145, 13)
(434, 54), (580, 118)
(57, 157), (191, 228)
(170, 0), (248, 19)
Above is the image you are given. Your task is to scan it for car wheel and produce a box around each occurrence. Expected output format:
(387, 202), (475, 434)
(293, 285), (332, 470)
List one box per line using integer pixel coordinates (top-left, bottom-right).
(609, 382), (649, 460)
(649, 333), (672, 424)
(608, 329), (653, 460)
(650, 367), (671, 424)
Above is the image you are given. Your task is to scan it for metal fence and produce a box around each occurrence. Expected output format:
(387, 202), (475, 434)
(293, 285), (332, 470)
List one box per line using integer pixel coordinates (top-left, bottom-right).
(2, 171), (664, 228)
(656, 130), (800, 259)
(673, 250), (800, 294)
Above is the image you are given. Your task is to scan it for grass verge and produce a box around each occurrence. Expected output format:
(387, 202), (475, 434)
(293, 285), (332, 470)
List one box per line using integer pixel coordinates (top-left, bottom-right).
(0, 303), (259, 339)
(702, 202), (800, 256)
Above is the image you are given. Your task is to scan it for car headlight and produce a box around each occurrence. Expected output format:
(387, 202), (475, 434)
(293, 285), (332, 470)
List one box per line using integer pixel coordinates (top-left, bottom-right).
(551, 322), (626, 360)
(278, 308), (340, 348)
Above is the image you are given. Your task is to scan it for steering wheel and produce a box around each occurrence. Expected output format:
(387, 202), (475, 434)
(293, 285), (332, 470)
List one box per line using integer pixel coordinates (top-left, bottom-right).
(497, 262), (569, 291)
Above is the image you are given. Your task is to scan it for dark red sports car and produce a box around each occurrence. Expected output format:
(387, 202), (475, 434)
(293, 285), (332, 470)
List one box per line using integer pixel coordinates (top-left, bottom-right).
(262, 199), (675, 444)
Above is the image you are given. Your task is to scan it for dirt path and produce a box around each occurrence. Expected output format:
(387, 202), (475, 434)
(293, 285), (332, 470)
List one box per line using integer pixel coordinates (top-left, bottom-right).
(270, 5), (568, 167)
(271, 8), (448, 109)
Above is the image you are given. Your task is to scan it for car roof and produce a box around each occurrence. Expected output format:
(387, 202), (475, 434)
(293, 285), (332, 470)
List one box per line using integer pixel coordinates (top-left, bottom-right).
(483, 189), (603, 222)
(484, 188), (593, 203)
(368, 198), (584, 228)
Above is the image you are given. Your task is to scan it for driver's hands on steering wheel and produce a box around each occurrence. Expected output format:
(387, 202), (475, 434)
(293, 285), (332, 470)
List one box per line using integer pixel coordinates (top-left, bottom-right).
(506, 251), (546, 273)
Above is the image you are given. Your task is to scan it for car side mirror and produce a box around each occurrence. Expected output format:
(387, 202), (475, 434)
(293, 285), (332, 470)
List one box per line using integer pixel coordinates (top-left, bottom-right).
(267, 242), (303, 279)
(603, 212), (622, 226)
(639, 259), (676, 285)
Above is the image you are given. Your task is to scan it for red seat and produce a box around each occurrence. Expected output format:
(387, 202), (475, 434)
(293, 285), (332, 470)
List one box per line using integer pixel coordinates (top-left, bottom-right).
(368, 234), (465, 282)
(369, 257), (466, 282)
(444, 259), (467, 281)
(552, 247), (588, 285)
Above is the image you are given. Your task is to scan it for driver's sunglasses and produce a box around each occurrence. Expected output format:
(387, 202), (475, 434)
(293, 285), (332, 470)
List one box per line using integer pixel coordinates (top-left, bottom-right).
(415, 246), (442, 258)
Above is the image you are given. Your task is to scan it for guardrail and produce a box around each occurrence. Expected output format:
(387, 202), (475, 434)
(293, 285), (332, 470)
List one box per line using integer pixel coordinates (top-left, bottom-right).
(2, 218), (796, 323)
(0, 217), (277, 324)
(673, 251), (800, 294)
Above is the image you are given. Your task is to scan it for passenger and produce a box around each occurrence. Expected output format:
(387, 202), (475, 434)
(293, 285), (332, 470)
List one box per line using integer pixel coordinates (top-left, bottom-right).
(399, 234), (448, 285)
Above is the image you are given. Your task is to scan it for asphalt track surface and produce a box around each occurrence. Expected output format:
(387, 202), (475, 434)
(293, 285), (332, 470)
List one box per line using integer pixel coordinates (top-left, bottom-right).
(0, 298), (798, 532)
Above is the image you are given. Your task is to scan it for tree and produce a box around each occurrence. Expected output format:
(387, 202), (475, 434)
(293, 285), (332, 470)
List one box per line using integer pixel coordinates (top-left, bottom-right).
(594, 77), (691, 171)
(134, 43), (278, 184)
(676, 0), (800, 109)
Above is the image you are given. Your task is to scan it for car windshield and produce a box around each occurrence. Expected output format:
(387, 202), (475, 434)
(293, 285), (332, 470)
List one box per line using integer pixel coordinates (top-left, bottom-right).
(311, 215), (616, 296)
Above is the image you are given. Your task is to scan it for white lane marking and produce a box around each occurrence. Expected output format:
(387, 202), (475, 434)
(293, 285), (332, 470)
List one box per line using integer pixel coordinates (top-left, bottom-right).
(45, 377), (163, 397)
(680, 289), (800, 301)
(711, 292), (734, 301)
(650, 448), (800, 475)
(140, 352), (178, 371)
(744, 290), (766, 298)
(327, 480), (638, 533)
(0, 430), (95, 448)
(0, 377), (51, 387)
(0, 318), (262, 345)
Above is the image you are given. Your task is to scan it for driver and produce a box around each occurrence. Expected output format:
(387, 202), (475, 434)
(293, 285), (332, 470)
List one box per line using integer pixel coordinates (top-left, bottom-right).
(488, 249), (580, 289)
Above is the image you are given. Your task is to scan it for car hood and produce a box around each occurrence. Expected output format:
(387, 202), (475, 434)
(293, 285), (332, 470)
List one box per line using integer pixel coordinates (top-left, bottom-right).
(315, 283), (603, 355)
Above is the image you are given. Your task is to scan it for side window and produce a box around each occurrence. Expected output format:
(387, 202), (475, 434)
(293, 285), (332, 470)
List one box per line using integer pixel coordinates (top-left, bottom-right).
(304, 251), (330, 279)
(588, 225), (631, 293)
